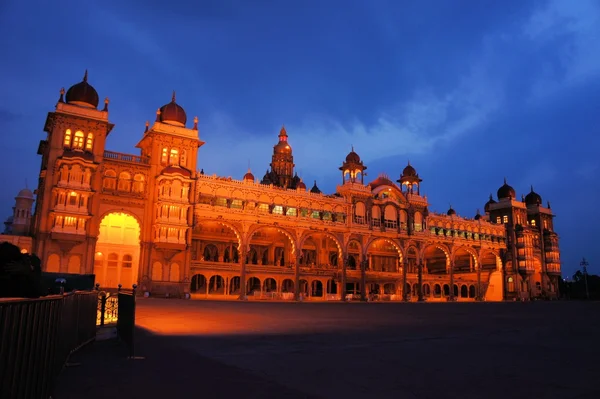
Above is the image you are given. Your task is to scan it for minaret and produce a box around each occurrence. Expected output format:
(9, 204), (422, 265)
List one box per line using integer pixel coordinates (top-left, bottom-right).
(269, 126), (295, 188)
(11, 188), (35, 235)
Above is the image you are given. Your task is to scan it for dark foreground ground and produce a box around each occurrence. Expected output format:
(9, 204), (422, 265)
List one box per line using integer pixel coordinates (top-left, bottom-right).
(55, 299), (600, 399)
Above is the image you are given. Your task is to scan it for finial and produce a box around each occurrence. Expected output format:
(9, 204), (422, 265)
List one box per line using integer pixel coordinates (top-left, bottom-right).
(59, 87), (65, 103)
(200, 168), (204, 175)
(408, 159), (411, 166)
(83, 69), (88, 82)
(172, 90), (176, 102)
(503, 177), (507, 185)
(25, 178), (28, 189)
(144, 121), (149, 133)
(547, 201), (551, 209)
(193, 116), (198, 130)
(103, 97), (109, 112)
(156, 108), (161, 122)
(521, 194), (525, 202)
(351, 144), (354, 152)
(530, 184), (534, 192)
(489, 193), (493, 200)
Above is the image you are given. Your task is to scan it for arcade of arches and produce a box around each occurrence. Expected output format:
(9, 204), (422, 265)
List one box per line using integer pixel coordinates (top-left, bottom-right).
(188, 222), (503, 301)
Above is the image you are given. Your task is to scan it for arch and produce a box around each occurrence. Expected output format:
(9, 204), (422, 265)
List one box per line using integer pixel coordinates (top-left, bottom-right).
(422, 244), (450, 274)
(203, 244), (219, 261)
(384, 204), (397, 221)
(263, 278), (277, 292)
(229, 276), (241, 295)
(383, 283), (396, 295)
(190, 273), (207, 293)
(469, 285), (476, 298)
(246, 277), (261, 295)
(422, 283), (431, 297)
(311, 280), (323, 297)
(366, 237), (403, 259)
(169, 263), (180, 282)
(67, 255), (80, 274)
(247, 224), (296, 255)
(480, 250), (500, 271)
(46, 253), (60, 273)
(151, 262), (163, 281)
(460, 285), (468, 298)
(452, 246), (478, 273)
(194, 219), (243, 251)
(95, 212), (141, 288)
(281, 279), (294, 293)
(347, 238), (363, 255)
(299, 231), (343, 262)
(434, 283), (442, 297)
(208, 275), (225, 294)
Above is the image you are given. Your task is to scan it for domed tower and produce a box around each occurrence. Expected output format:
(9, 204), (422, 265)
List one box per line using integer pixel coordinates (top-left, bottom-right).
(446, 205), (456, 216)
(497, 178), (516, 200)
(339, 147), (367, 184)
(243, 168), (255, 182)
(11, 188), (35, 236)
(32, 71), (114, 274)
(525, 185), (542, 206)
(484, 194), (496, 214)
(269, 126), (295, 188)
(397, 161), (422, 195)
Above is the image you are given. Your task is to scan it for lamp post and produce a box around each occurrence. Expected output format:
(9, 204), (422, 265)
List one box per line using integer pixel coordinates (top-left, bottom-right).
(580, 257), (590, 300)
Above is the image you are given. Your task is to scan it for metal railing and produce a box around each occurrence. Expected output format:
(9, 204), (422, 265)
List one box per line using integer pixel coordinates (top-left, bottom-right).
(0, 290), (97, 399)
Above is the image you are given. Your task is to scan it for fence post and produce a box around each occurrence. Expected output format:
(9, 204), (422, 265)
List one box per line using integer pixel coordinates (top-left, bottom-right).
(130, 284), (137, 358)
(100, 292), (106, 326)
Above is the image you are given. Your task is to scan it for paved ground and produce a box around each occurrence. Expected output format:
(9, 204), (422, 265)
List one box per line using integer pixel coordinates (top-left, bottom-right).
(56, 299), (600, 399)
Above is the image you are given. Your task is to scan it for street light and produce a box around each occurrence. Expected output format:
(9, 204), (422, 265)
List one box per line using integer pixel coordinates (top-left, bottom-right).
(580, 257), (590, 300)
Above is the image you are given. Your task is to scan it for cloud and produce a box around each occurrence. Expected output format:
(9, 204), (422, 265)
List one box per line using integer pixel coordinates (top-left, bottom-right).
(524, 0), (600, 100)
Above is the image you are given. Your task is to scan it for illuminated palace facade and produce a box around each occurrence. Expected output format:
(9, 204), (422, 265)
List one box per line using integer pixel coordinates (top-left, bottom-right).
(25, 73), (562, 301)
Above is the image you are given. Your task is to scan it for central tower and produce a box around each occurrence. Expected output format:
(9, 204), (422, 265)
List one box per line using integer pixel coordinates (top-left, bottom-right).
(261, 126), (303, 189)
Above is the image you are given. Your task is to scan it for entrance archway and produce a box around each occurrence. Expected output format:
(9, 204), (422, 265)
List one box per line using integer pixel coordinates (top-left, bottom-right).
(94, 212), (141, 288)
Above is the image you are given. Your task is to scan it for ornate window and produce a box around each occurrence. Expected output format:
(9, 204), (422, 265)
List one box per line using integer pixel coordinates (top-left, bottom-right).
(107, 253), (119, 268)
(161, 148), (168, 165)
(169, 148), (179, 165)
(85, 133), (94, 151)
(118, 172), (132, 192)
(503, 215), (508, 224)
(73, 131), (85, 150)
(496, 216), (501, 224)
(133, 174), (145, 193)
(68, 191), (78, 206)
(122, 254), (133, 268)
(530, 219), (536, 227)
(64, 129), (72, 147)
(103, 170), (116, 190)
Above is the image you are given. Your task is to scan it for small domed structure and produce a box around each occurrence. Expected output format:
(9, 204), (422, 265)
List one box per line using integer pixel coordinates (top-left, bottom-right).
(484, 194), (496, 213)
(16, 188), (34, 199)
(310, 180), (321, 194)
(65, 70), (99, 109)
(447, 205), (456, 216)
(402, 163), (417, 177)
(497, 178), (516, 200)
(158, 91), (187, 127)
(297, 179), (306, 190)
(243, 169), (255, 182)
(474, 209), (482, 220)
(525, 185), (542, 206)
(345, 149), (361, 164)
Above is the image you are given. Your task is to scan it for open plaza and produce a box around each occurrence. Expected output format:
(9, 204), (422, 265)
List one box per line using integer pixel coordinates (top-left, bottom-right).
(56, 298), (600, 399)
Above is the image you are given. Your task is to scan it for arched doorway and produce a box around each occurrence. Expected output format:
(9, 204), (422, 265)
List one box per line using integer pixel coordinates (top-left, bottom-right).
(94, 212), (141, 288)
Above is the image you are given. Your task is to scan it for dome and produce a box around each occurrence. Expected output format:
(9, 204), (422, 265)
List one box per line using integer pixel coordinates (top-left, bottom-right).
(16, 188), (34, 199)
(161, 165), (191, 178)
(345, 148), (361, 163)
(243, 169), (255, 181)
(484, 194), (496, 213)
(525, 185), (542, 206)
(297, 180), (306, 190)
(402, 162), (417, 177)
(159, 92), (187, 127)
(65, 70), (99, 109)
(310, 180), (321, 194)
(497, 178), (516, 199)
(447, 206), (456, 216)
(474, 210), (482, 220)
(274, 141), (292, 154)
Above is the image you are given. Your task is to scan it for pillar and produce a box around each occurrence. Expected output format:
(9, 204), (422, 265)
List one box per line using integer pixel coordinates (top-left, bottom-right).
(360, 257), (367, 301)
(340, 254), (347, 301)
(238, 245), (247, 300)
(402, 261), (408, 301)
(476, 261), (482, 301)
(448, 260), (455, 301)
(417, 263), (424, 301)
(294, 251), (301, 301)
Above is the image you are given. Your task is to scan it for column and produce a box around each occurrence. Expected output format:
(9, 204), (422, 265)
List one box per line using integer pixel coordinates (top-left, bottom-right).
(448, 260), (455, 301)
(294, 251), (301, 301)
(360, 256), (367, 301)
(417, 263), (424, 301)
(239, 246), (247, 300)
(476, 261), (482, 301)
(340, 254), (347, 302)
(402, 261), (408, 301)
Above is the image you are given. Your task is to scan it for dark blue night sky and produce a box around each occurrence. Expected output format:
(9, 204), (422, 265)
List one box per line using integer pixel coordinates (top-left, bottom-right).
(0, 0), (598, 277)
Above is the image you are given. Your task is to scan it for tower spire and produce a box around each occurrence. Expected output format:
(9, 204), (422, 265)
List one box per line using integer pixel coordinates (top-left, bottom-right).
(83, 69), (88, 82)
(172, 90), (176, 102)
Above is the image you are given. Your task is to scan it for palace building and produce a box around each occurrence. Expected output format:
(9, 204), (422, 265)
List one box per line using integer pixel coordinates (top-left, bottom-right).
(4, 72), (562, 301)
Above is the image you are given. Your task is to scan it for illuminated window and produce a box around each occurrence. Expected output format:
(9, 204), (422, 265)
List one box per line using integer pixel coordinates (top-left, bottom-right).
(107, 253), (119, 268)
(122, 254), (133, 268)
(68, 191), (78, 206)
(169, 148), (179, 165)
(531, 219), (536, 226)
(103, 170), (116, 190)
(118, 172), (131, 192)
(273, 205), (283, 215)
(64, 129), (72, 147)
(215, 197), (227, 207)
(543, 220), (548, 229)
(73, 131), (84, 149)
(231, 199), (243, 209)
(85, 133), (93, 151)
(133, 174), (145, 193)
(64, 216), (77, 227)
(503, 215), (508, 223)
(161, 148), (168, 165)
(496, 216), (501, 224)
(258, 203), (270, 213)
(286, 207), (297, 216)
(94, 252), (104, 267)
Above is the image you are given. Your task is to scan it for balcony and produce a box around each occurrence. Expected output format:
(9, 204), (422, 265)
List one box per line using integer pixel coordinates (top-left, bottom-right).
(104, 150), (149, 165)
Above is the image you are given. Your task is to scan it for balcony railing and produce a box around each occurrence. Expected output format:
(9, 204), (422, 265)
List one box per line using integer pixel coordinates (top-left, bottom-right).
(104, 150), (150, 164)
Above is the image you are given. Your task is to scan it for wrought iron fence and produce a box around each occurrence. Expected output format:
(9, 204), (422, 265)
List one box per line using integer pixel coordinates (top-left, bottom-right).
(0, 290), (97, 399)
